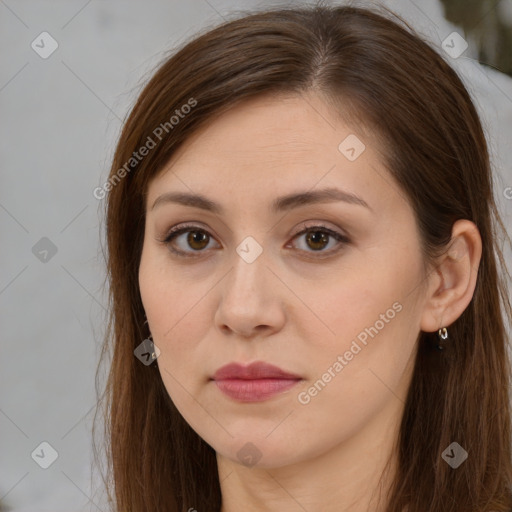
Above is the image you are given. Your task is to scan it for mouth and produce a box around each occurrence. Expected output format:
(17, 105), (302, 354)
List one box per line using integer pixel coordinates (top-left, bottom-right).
(211, 361), (302, 402)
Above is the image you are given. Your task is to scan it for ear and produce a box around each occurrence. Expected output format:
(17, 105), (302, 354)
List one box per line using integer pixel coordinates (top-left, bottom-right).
(420, 219), (482, 333)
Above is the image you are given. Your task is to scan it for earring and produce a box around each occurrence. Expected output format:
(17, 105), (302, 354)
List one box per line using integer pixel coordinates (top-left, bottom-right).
(436, 327), (448, 351)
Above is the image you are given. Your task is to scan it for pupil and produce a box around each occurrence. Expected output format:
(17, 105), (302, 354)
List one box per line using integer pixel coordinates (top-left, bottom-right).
(307, 231), (328, 250)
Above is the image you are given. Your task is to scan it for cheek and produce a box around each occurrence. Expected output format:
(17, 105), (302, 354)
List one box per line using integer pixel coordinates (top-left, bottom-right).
(139, 245), (210, 343)
(299, 249), (423, 386)
(302, 270), (404, 346)
(289, 291), (418, 455)
(302, 287), (412, 394)
(138, 253), (216, 408)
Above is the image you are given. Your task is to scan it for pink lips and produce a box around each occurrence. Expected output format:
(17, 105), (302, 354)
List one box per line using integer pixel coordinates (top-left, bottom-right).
(212, 362), (302, 402)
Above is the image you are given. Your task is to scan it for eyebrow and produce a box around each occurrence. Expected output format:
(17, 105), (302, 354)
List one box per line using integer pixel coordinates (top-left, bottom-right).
(150, 187), (371, 214)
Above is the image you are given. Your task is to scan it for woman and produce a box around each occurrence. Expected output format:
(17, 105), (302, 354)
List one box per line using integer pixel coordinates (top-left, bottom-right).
(94, 3), (512, 511)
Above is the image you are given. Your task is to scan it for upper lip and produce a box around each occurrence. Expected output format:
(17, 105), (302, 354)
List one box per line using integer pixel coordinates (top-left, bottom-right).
(212, 362), (301, 380)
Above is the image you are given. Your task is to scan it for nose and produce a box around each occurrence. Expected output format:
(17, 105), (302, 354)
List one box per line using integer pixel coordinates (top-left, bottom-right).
(214, 246), (286, 339)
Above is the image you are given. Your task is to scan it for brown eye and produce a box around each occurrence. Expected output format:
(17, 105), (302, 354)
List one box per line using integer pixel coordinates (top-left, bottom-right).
(290, 225), (349, 256)
(160, 223), (349, 259)
(304, 230), (330, 251)
(186, 231), (210, 251)
(162, 225), (220, 257)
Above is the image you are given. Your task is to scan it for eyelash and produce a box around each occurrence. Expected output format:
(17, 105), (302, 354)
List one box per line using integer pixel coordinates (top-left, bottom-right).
(158, 222), (350, 260)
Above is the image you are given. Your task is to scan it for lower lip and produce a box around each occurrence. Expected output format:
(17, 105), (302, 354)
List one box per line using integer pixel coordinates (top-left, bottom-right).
(213, 378), (300, 402)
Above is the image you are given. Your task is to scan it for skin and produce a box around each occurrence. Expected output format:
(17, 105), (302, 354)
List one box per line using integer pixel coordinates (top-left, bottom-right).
(138, 92), (482, 512)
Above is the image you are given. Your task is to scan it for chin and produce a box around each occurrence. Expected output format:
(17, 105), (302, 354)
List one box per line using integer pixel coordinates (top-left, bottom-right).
(212, 434), (310, 470)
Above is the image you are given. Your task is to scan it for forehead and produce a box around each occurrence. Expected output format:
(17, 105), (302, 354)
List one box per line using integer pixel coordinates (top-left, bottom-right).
(147, 92), (398, 213)
(167, 93), (370, 164)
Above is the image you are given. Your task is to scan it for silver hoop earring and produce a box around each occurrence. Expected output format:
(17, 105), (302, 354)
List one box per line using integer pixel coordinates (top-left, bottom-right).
(436, 327), (448, 351)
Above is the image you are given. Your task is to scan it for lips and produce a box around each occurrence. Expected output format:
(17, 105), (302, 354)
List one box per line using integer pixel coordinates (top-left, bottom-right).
(213, 362), (301, 381)
(212, 362), (302, 402)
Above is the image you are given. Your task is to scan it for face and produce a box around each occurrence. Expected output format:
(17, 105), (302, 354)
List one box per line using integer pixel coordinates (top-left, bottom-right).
(139, 92), (430, 469)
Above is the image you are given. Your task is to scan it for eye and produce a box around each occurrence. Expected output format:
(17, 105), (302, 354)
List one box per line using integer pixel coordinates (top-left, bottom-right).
(287, 223), (350, 257)
(158, 222), (350, 259)
(160, 223), (220, 257)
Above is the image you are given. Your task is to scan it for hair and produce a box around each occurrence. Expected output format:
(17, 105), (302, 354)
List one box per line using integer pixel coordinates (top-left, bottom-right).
(93, 2), (512, 511)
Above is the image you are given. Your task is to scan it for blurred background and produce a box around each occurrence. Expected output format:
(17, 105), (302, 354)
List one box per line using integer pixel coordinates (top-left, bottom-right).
(1, 0), (511, 511)
(440, 0), (512, 76)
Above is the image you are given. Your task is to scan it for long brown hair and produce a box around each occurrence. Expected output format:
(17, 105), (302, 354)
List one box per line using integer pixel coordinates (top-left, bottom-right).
(94, 3), (512, 511)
